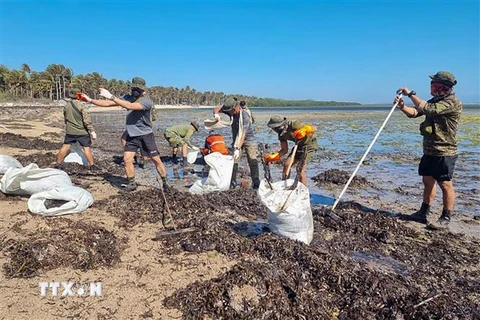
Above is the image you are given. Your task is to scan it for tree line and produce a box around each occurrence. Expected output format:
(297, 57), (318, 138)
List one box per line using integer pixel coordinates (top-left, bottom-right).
(0, 63), (360, 107)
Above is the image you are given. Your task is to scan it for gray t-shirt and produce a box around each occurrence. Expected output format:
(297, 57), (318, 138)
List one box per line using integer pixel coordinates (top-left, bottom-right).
(123, 95), (153, 137)
(232, 109), (254, 143)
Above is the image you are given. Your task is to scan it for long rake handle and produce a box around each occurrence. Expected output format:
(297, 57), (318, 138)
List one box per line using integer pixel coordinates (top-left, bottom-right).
(284, 143), (298, 180)
(331, 94), (403, 212)
(156, 176), (177, 230)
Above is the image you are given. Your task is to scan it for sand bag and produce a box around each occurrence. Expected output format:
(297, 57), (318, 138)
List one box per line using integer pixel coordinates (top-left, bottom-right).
(64, 143), (89, 166)
(187, 146), (200, 164)
(0, 155), (23, 174)
(0, 163), (72, 195)
(28, 186), (94, 216)
(257, 179), (314, 244)
(189, 153), (234, 194)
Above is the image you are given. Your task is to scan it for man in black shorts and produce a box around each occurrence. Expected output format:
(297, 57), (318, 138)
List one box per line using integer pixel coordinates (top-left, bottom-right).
(395, 71), (462, 225)
(56, 89), (99, 169)
(80, 77), (168, 191)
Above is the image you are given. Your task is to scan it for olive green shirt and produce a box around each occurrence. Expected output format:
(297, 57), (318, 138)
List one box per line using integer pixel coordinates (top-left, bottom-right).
(416, 93), (462, 156)
(165, 124), (195, 141)
(278, 120), (318, 150)
(64, 100), (95, 136)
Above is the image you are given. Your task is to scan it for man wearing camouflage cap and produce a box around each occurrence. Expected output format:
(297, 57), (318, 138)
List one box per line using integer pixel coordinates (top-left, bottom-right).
(213, 97), (260, 189)
(79, 77), (169, 192)
(395, 71), (462, 226)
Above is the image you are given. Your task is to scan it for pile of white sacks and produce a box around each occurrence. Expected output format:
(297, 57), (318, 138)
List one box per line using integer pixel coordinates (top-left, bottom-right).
(0, 154), (93, 216)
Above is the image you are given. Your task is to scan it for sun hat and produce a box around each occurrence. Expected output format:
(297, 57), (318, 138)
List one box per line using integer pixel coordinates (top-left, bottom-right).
(130, 77), (147, 90)
(267, 116), (287, 129)
(68, 88), (80, 99)
(220, 98), (238, 113)
(429, 71), (457, 87)
(191, 121), (200, 131)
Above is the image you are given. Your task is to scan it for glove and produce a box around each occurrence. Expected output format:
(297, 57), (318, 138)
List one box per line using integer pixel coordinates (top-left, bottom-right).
(294, 125), (314, 140)
(77, 93), (92, 102)
(233, 149), (241, 160)
(99, 88), (114, 100)
(214, 113), (221, 121)
(265, 152), (281, 163)
(90, 132), (97, 140)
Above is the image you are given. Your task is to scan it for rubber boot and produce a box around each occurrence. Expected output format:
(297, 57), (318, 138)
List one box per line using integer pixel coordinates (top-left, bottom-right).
(249, 159), (260, 189)
(230, 163), (239, 189)
(438, 208), (452, 224)
(408, 203), (430, 224)
(161, 176), (170, 190)
(121, 177), (137, 192)
(172, 154), (178, 164)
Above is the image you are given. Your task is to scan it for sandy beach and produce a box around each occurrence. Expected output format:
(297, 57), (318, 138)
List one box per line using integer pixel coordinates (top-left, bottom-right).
(0, 105), (479, 319)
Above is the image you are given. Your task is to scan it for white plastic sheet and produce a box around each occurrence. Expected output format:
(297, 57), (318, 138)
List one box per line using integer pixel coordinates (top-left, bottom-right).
(64, 143), (89, 166)
(28, 186), (94, 216)
(0, 163), (72, 195)
(257, 179), (314, 244)
(204, 118), (231, 130)
(0, 155), (23, 174)
(188, 153), (234, 194)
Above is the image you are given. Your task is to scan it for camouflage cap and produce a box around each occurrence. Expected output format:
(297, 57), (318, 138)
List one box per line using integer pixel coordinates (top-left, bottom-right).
(429, 71), (457, 87)
(191, 121), (200, 131)
(220, 98), (238, 113)
(131, 77), (147, 90)
(267, 116), (287, 128)
(68, 88), (80, 99)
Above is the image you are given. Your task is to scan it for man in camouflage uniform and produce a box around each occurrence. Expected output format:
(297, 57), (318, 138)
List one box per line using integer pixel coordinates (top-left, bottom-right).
(395, 71), (462, 225)
(164, 121), (199, 167)
(56, 89), (99, 170)
(265, 116), (318, 186)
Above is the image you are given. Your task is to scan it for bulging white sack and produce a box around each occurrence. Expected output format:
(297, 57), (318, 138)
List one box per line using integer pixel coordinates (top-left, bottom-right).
(0, 155), (23, 174)
(28, 186), (94, 216)
(258, 179), (314, 245)
(0, 163), (72, 195)
(189, 153), (234, 194)
(64, 143), (89, 166)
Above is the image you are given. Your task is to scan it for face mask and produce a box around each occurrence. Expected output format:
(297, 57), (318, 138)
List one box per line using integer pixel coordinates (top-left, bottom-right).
(132, 89), (142, 97)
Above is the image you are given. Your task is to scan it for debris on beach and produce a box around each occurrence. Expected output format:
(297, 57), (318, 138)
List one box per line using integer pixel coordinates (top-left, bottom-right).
(0, 132), (60, 150)
(312, 168), (371, 187)
(2, 219), (124, 278)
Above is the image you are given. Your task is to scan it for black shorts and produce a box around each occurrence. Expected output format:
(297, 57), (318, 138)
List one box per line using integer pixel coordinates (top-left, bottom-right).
(418, 154), (458, 182)
(121, 131), (148, 156)
(64, 134), (92, 147)
(124, 132), (159, 157)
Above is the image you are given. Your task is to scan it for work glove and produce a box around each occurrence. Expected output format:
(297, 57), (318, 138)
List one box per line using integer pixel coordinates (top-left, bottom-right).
(233, 148), (241, 160)
(213, 113), (221, 121)
(99, 88), (114, 100)
(90, 132), (97, 140)
(294, 124), (314, 140)
(78, 93), (92, 102)
(265, 152), (281, 163)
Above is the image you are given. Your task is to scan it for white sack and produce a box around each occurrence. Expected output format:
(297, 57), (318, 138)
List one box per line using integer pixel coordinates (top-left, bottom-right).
(189, 153), (234, 194)
(0, 163), (72, 195)
(64, 143), (89, 166)
(28, 186), (94, 216)
(258, 179), (314, 244)
(0, 155), (23, 174)
(187, 146), (200, 164)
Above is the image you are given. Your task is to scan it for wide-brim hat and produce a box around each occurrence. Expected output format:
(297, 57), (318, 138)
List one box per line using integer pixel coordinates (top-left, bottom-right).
(429, 71), (457, 87)
(191, 121), (200, 131)
(267, 116), (287, 128)
(68, 88), (80, 99)
(130, 77), (147, 90)
(220, 97), (238, 113)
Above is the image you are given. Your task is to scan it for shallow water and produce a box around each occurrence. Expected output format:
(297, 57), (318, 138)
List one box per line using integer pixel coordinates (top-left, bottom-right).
(90, 105), (479, 217)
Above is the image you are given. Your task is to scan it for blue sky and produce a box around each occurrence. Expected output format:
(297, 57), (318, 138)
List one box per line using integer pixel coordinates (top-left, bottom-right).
(0, 0), (479, 103)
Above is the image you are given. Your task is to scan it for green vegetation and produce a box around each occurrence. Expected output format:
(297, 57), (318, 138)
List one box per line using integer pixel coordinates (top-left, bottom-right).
(0, 63), (359, 107)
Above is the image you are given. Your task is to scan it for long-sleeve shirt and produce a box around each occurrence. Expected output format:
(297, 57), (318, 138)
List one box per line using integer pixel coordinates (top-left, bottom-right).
(64, 100), (95, 136)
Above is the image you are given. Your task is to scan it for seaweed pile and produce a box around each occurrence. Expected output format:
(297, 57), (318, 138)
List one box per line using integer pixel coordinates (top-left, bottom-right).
(312, 168), (371, 188)
(2, 219), (124, 278)
(0, 132), (60, 150)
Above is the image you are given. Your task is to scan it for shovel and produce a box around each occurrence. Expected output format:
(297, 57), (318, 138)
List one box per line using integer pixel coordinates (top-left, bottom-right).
(283, 142), (298, 189)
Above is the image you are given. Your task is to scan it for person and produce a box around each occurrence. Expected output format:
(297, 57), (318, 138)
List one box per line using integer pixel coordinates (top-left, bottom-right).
(79, 77), (169, 192)
(264, 116), (318, 186)
(213, 98), (260, 189)
(395, 71), (462, 225)
(56, 89), (99, 170)
(201, 130), (229, 156)
(163, 121), (200, 167)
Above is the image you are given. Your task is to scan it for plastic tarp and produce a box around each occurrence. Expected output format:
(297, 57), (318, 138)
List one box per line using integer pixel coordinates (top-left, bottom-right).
(188, 153), (234, 194)
(28, 186), (94, 216)
(187, 146), (200, 164)
(257, 179), (314, 244)
(0, 155), (23, 174)
(0, 163), (72, 195)
(64, 143), (89, 166)
(204, 118), (231, 130)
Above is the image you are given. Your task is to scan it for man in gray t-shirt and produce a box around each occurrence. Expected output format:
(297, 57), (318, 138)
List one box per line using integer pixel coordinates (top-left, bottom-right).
(80, 77), (169, 192)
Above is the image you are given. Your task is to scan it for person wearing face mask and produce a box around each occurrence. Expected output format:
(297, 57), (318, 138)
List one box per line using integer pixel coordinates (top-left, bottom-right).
(213, 97), (260, 189)
(265, 116), (318, 186)
(395, 71), (462, 226)
(79, 77), (169, 192)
